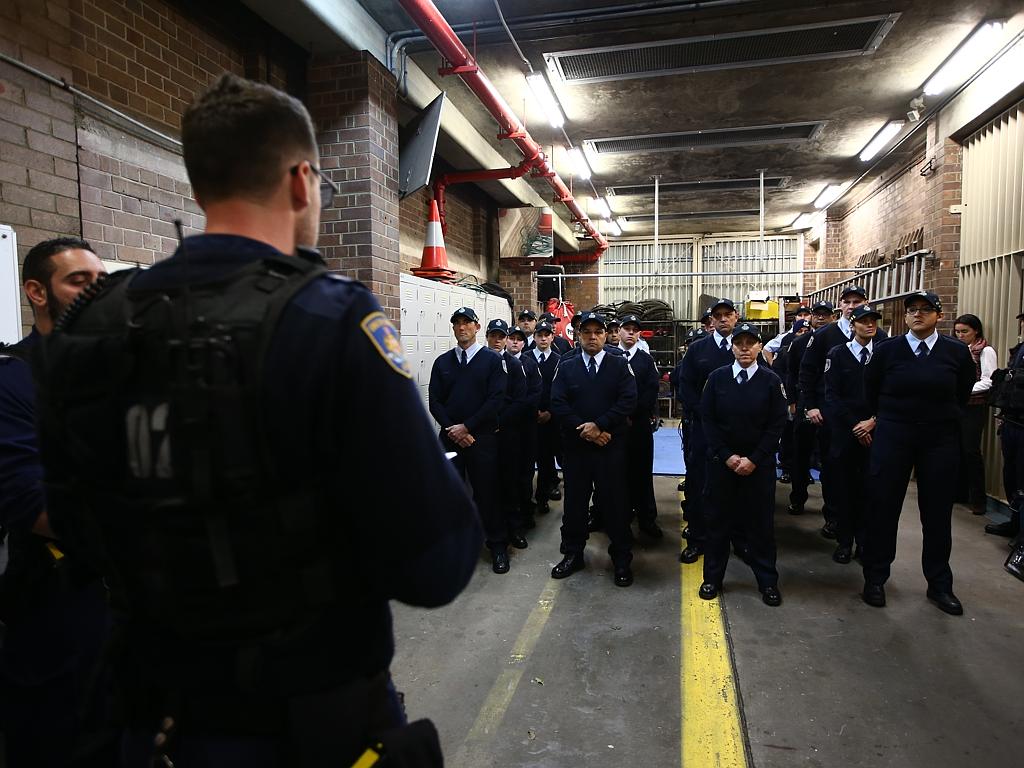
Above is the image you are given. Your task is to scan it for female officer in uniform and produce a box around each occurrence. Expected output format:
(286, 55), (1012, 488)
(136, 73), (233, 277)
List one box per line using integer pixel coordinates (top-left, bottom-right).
(698, 323), (788, 606)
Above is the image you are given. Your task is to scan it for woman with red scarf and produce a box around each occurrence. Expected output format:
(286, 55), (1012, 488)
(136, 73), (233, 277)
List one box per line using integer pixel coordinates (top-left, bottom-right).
(954, 314), (997, 514)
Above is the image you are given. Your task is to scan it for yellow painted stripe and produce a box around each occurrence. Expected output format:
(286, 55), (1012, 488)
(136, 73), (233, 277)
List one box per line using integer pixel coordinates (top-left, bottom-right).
(680, 486), (748, 767)
(451, 580), (561, 766)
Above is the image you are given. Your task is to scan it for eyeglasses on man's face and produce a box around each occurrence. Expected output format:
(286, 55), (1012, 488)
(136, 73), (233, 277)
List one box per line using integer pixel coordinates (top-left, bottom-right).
(290, 163), (340, 210)
(906, 306), (937, 316)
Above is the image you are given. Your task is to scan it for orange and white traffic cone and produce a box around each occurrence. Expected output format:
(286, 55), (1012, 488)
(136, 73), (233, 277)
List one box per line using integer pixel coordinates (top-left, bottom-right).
(411, 199), (456, 282)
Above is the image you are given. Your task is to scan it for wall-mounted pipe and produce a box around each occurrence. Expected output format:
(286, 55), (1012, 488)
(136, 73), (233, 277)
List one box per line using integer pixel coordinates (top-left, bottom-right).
(396, 0), (607, 254)
(433, 154), (541, 235)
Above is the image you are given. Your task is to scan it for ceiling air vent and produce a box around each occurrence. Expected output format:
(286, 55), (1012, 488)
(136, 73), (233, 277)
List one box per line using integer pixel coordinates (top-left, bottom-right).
(587, 122), (824, 155)
(545, 15), (900, 84)
(608, 177), (789, 197)
(624, 210), (760, 223)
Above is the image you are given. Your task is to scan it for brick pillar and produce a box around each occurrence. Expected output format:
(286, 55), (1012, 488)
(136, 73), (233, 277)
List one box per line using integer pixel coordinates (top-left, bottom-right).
(307, 51), (400, 326)
(923, 123), (963, 332)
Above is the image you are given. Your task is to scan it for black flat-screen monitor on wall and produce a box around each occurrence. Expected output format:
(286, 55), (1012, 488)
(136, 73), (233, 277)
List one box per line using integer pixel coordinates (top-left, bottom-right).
(398, 92), (445, 200)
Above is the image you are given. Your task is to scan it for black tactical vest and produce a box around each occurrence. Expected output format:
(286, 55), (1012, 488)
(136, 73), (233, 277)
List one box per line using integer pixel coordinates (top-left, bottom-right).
(34, 253), (339, 649)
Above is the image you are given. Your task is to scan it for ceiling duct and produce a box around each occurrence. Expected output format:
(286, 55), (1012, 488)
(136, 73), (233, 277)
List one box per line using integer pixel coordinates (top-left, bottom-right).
(545, 15), (900, 84)
(587, 122), (824, 155)
(624, 209), (760, 222)
(608, 177), (789, 197)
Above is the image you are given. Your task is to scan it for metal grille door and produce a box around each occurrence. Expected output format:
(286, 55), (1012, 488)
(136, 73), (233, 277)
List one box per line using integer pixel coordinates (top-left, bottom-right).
(699, 236), (801, 303)
(600, 240), (695, 318)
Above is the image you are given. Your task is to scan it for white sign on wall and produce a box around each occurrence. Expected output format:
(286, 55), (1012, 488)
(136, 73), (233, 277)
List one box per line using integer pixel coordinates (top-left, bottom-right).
(1, 225), (21, 345)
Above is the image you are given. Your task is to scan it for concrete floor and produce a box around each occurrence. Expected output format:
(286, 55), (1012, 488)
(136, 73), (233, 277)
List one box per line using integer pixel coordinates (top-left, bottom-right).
(391, 476), (1024, 768)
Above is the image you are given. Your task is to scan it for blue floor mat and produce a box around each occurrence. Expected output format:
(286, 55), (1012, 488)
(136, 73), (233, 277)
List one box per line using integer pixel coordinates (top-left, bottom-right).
(652, 426), (821, 481)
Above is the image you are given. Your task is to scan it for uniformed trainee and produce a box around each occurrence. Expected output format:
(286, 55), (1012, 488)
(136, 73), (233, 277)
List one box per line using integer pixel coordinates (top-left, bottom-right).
(861, 291), (975, 615)
(698, 324), (788, 606)
(823, 304), (882, 564)
(507, 324), (544, 533)
(549, 312), (638, 586)
(0, 237), (114, 767)
(618, 314), (663, 539)
(36, 74), (482, 766)
(530, 321), (562, 515)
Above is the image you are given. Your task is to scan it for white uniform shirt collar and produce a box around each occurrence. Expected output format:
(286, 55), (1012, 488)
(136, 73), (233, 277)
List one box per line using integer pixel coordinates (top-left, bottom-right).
(732, 361), (758, 381)
(838, 316), (853, 338)
(619, 342), (637, 358)
(906, 330), (939, 352)
(847, 338), (874, 360)
(713, 330), (733, 348)
(456, 341), (483, 363)
(533, 348), (549, 362)
(583, 349), (607, 370)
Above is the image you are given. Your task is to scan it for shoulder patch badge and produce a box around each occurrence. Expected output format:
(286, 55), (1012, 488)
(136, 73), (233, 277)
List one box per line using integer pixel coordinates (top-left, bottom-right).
(360, 312), (412, 379)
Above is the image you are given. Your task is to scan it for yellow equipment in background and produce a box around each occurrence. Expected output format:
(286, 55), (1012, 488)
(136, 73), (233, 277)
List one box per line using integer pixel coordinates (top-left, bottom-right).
(743, 290), (780, 320)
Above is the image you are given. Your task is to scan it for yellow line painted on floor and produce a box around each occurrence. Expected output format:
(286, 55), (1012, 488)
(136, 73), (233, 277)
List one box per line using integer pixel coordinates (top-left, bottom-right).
(451, 579), (561, 766)
(680, 500), (748, 767)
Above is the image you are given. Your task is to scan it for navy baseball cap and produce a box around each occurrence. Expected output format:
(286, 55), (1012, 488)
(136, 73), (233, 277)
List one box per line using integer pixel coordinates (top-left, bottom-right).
(850, 304), (882, 322)
(840, 285), (868, 300)
(570, 312), (583, 325)
(793, 318), (809, 332)
(451, 306), (479, 323)
(732, 323), (763, 343)
(709, 298), (737, 313)
(904, 290), (942, 312)
(518, 309), (537, 320)
(795, 306), (812, 315)
(619, 314), (642, 329)
(606, 317), (621, 328)
(576, 311), (607, 329)
(486, 318), (509, 335)
(811, 301), (834, 314)
(701, 308), (713, 321)
(508, 325), (528, 340)
(684, 328), (705, 343)
(535, 321), (554, 334)
(538, 312), (555, 322)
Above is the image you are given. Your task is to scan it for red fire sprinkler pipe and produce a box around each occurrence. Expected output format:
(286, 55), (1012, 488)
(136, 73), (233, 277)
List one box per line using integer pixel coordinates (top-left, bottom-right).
(397, 0), (607, 255)
(433, 153), (540, 236)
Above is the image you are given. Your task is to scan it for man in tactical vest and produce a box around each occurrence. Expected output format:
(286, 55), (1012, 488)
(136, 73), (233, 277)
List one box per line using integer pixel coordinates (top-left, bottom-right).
(0, 237), (113, 767)
(34, 74), (481, 767)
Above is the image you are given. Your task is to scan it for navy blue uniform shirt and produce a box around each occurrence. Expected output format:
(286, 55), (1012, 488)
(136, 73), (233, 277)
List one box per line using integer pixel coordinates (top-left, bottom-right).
(799, 321), (888, 411)
(517, 351), (543, 417)
(550, 352), (637, 439)
(532, 349), (560, 411)
(824, 342), (874, 438)
(116, 234), (482, 680)
(623, 346), (659, 420)
(676, 334), (736, 418)
(0, 330), (43, 533)
(498, 350), (529, 428)
(429, 346), (506, 434)
(700, 365), (788, 468)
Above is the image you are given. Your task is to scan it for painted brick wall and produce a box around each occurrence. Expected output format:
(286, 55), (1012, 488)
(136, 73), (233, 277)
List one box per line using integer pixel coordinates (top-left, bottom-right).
(563, 259), (600, 312)
(309, 51), (401, 324)
(498, 262), (538, 316)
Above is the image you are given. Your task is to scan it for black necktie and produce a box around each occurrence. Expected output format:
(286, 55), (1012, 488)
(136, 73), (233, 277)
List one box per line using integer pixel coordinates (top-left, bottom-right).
(587, 357), (597, 377)
(540, 352), (546, 363)
(460, 350), (468, 366)
(917, 342), (929, 359)
(860, 347), (869, 365)
(720, 338), (729, 351)
(738, 369), (748, 384)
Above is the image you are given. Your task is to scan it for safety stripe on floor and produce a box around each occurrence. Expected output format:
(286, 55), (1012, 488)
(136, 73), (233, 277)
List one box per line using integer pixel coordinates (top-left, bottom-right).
(680, 493), (749, 767)
(450, 580), (562, 765)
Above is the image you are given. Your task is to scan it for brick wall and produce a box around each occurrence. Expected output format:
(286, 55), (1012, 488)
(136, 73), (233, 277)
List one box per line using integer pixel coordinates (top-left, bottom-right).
(308, 51), (401, 324)
(498, 261), (537, 315)
(562, 259), (600, 311)
(399, 184), (495, 279)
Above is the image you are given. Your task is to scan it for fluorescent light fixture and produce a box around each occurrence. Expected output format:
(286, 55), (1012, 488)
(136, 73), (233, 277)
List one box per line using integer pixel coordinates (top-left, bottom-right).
(859, 120), (904, 162)
(526, 72), (565, 129)
(589, 196), (611, 219)
(606, 219), (622, 237)
(924, 21), (1005, 96)
(813, 182), (851, 209)
(791, 213), (815, 229)
(567, 147), (591, 180)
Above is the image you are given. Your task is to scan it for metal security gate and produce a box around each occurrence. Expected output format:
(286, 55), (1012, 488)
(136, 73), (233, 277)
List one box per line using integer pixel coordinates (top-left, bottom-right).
(959, 97), (1024, 499)
(599, 234), (801, 319)
(600, 240), (695, 318)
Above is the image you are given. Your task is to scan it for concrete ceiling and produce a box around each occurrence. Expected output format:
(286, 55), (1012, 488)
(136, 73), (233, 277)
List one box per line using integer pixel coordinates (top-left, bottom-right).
(363, 0), (1024, 239)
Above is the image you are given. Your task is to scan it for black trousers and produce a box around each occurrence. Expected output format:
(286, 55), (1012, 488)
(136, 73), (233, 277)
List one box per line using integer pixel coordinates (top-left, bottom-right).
(626, 419), (658, 523)
(790, 418), (838, 522)
(443, 430), (502, 549)
(560, 434), (632, 565)
(683, 419), (709, 543)
(862, 419), (959, 590)
(534, 420), (560, 504)
(778, 418), (795, 472)
(830, 433), (869, 549)
(957, 404), (988, 507)
(703, 462), (778, 588)
(518, 420), (538, 517)
(999, 420), (1024, 528)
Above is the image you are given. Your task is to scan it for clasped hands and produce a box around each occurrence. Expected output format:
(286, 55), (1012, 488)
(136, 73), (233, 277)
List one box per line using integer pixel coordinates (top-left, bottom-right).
(577, 421), (612, 446)
(725, 454), (757, 476)
(446, 423), (476, 448)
